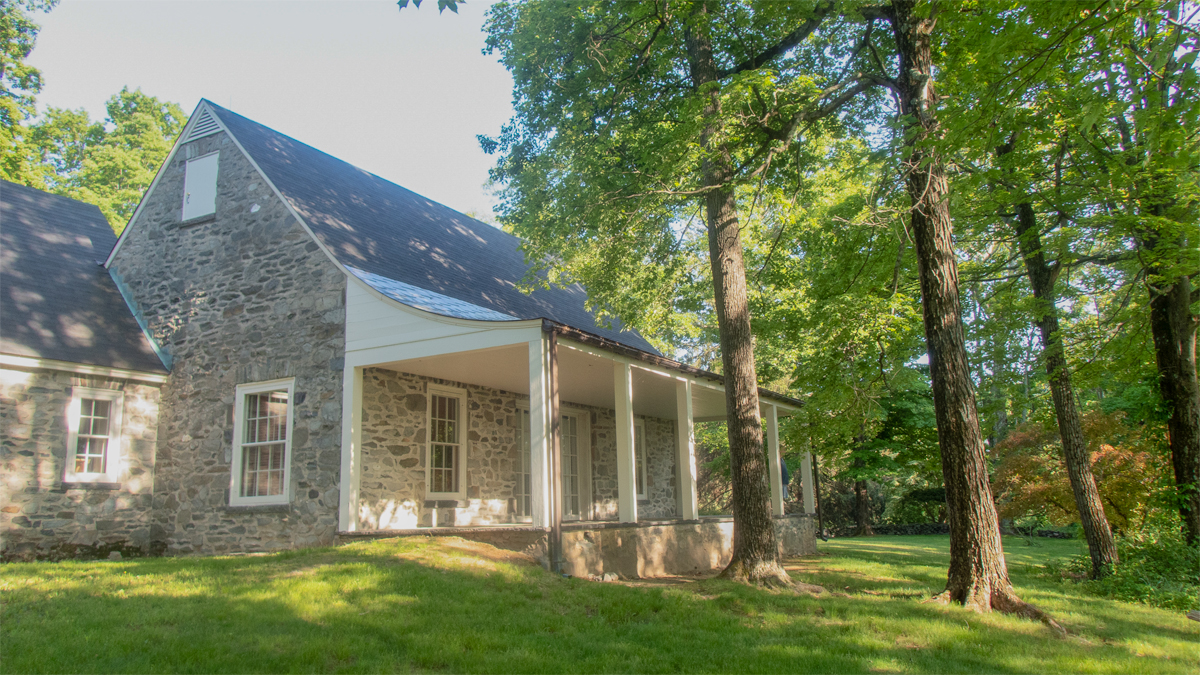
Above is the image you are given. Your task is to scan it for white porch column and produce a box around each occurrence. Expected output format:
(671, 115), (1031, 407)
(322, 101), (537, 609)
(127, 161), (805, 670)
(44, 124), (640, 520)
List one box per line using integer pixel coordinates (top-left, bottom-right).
(801, 451), (817, 515)
(675, 379), (698, 520)
(765, 403), (784, 516)
(338, 365), (364, 531)
(614, 361), (637, 522)
(528, 336), (553, 528)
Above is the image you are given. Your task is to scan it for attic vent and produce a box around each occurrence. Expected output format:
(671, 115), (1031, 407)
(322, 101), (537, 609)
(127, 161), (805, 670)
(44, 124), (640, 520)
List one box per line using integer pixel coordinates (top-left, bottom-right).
(185, 108), (221, 141)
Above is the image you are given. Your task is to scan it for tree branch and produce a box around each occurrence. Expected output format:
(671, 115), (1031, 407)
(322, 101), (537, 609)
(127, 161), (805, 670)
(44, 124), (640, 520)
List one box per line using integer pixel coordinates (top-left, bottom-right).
(718, 1), (835, 78)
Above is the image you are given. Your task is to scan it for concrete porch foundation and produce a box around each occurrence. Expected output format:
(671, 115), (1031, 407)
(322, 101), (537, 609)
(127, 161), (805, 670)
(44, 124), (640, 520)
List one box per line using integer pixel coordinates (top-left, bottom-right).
(337, 513), (816, 578)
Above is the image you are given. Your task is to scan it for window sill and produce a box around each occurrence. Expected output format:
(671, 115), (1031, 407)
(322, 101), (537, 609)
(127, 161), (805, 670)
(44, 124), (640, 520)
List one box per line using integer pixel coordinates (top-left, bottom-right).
(58, 481), (121, 491)
(424, 499), (467, 508)
(169, 213), (216, 230)
(225, 503), (291, 513)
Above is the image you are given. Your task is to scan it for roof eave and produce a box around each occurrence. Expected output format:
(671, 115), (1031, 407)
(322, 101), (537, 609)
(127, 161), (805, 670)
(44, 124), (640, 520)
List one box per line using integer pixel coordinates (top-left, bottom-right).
(539, 319), (805, 409)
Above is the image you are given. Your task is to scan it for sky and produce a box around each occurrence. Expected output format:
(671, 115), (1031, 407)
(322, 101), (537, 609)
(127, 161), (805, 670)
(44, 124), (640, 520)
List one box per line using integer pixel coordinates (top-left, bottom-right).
(26, 0), (514, 221)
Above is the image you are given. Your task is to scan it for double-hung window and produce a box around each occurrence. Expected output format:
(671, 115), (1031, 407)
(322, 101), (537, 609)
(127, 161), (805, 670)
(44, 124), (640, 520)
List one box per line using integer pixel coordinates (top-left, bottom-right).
(515, 406), (591, 520)
(635, 419), (648, 500)
(516, 408), (533, 518)
(426, 385), (466, 499)
(230, 378), (294, 506)
(64, 388), (124, 483)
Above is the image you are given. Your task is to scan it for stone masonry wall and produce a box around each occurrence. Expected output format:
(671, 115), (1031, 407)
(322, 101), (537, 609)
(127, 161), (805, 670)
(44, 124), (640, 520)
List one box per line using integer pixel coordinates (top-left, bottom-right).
(589, 411), (678, 520)
(108, 130), (345, 555)
(1, 367), (161, 560)
(358, 368), (678, 528)
(358, 369), (521, 528)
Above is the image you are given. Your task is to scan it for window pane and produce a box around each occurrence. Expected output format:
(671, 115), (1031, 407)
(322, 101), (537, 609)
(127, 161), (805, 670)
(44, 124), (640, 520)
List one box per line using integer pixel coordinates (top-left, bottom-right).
(239, 390), (289, 498)
(635, 426), (646, 496)
(92, 399), (110, 418)
(242, 443), (286, 497)
(429, 394), (461, 494)
(75, 437), (107, 474)
(75, 398), (112, 474)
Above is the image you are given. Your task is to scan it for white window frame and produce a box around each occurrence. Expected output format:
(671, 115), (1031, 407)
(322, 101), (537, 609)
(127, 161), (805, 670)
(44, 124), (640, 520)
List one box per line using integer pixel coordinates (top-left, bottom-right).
(229, 378), (295, 506)
(558, 407), (592, 521)
(635, 418), (648, 500)
(426, 384), (468, 500)
(182, 151), (219, 221)
(514, 405), (593, 521)
(64, 387), (124, 483)
(515, 406), (533, 521)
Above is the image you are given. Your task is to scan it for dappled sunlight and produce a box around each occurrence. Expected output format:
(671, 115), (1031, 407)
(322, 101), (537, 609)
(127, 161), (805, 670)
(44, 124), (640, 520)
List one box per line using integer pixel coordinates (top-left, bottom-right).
(358, 497), (419, 530)
(2, 536), (1195, 674)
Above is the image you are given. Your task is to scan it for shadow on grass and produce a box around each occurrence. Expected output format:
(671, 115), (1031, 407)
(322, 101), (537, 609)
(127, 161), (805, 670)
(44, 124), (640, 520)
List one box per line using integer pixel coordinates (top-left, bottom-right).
(801, 535), (1199, 655)
(2, 537), (1195, 674)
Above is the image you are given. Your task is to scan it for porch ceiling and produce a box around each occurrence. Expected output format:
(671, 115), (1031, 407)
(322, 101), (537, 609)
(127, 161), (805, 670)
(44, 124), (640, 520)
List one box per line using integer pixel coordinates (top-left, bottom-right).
(371, 342), (732, 421)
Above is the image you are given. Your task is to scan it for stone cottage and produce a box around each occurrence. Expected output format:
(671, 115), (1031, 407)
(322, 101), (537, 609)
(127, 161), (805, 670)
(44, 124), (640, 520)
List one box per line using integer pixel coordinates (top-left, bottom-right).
(1, 181), (167, 557)
(2, 101), (817, 574)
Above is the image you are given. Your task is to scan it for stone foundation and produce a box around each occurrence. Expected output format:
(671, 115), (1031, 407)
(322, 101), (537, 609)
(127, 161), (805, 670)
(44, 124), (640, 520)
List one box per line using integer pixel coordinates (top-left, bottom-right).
(339, 514), (817, 578)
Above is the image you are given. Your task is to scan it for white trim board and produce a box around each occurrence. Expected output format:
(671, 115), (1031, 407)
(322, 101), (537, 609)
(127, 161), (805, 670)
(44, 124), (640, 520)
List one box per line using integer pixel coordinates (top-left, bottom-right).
(0, 354), (168, 384)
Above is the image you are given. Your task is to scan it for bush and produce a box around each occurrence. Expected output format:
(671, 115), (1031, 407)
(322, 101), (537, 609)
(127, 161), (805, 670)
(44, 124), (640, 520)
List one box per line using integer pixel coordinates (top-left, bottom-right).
(883, 486), (946, 525)
(1042, 526), (1200, 611)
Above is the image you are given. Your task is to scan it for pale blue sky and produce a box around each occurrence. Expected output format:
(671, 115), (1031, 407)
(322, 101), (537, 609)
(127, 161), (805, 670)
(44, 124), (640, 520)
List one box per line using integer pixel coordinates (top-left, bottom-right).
(27, 0), (514, 221)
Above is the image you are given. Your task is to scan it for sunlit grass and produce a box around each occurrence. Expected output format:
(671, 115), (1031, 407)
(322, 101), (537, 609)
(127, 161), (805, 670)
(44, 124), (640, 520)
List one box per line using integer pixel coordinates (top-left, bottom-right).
(2, 535), (1195, 673)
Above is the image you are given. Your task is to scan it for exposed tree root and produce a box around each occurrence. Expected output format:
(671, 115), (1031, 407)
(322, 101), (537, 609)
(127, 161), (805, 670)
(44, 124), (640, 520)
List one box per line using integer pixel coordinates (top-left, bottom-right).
(924, 589), (1067, 636)
(793, 582), (827, 596)
(991, 589), (1068, 637)
(720, 558), (794, 588)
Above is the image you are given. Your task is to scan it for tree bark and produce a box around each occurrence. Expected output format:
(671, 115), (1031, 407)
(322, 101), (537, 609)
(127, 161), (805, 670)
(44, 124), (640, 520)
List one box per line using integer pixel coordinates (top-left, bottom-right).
(854, 478), (874, 536)
(1010, 198), (1119, 577)
(1145, 257), (1200, 545)
(685, 2), (788, 584)
(852, 435), (874, 536)
(886, 1), (1058, 628)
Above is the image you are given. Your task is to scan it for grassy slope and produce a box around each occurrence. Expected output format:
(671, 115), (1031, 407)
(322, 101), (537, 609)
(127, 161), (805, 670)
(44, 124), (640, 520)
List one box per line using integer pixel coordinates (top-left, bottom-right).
(1, 535), (1194, 674)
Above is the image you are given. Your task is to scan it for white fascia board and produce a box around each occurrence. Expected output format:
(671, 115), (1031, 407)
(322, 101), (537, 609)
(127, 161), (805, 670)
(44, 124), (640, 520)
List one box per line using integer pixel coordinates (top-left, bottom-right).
(559, 338), (721, 390)
(345, 324), (544, 369)
(104, 101), (217, 267)
(0, 354), (168, 384)
(558, 338), (802, 413)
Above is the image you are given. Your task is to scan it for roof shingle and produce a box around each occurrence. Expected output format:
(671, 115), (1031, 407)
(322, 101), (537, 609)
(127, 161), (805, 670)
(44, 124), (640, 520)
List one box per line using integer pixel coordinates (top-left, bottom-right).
(1, 181), (166, 373)
(206, 102), (659, 355)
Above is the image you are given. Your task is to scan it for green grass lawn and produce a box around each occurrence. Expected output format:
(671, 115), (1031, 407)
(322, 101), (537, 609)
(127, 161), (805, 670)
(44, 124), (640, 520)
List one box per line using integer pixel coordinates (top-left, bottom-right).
(2, 534), (1195, 673)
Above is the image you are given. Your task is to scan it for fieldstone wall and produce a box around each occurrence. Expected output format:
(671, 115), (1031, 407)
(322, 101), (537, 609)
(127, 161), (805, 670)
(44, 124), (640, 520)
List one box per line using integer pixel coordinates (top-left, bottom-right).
(357, 368), (679, 527)
(358, 369), (521, 529)
(1, 367), (161, 560)
(588, 410), (677, 519)
(560, 514), (816, 578)
(108, 130), (346, 555)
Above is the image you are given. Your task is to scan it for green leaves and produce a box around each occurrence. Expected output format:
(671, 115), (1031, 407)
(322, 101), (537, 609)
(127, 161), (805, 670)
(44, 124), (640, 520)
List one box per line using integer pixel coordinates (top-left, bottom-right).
(397, 0), (462, 14)
(0, 0), (57, 187)
(17, 88), (186, 234)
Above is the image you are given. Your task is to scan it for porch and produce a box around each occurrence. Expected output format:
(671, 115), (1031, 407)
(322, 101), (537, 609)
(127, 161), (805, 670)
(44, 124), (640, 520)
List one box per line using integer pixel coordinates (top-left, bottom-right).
(335, 278), (817, 575)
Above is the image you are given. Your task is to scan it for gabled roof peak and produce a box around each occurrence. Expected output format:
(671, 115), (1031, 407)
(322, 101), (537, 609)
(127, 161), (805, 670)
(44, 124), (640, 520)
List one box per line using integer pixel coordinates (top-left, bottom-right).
(202, 101), (658, 355)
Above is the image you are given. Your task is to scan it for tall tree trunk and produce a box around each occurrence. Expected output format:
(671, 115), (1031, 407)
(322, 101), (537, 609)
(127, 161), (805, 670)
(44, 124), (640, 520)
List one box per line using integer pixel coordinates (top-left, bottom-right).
(1145, 254), (1200, 545)
(1010, 198), (1119, 577)
(685, 3), (788, 584)
(851, 434), (874, 536)
(854, 478), (874, 536)
(886, 1), (1058, 629)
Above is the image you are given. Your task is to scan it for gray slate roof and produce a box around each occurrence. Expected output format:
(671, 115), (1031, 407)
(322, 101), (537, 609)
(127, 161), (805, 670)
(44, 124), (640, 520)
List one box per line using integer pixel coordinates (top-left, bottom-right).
(206, 102), (659, 355)
(1, 181), (166, 373)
